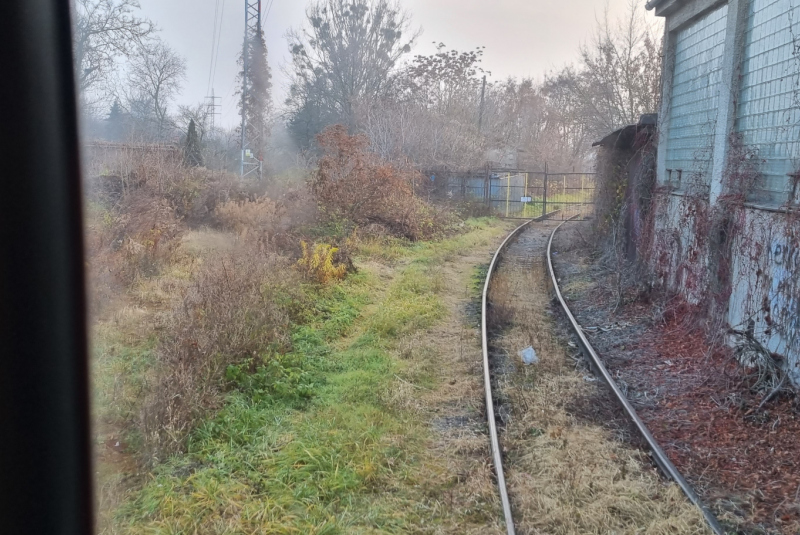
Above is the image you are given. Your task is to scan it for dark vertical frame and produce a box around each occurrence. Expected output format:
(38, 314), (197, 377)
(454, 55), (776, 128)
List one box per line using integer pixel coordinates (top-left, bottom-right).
(0, 1), (93, 534)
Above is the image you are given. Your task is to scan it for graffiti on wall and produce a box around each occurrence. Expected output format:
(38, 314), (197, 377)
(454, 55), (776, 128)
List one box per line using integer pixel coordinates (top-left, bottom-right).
(767, 240), (800, 354)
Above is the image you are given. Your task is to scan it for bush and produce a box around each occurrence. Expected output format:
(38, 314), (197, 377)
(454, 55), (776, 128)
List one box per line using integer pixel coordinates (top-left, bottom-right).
(297, 241), (349, 284)
(311, 125), (451, 241)
(139, 248), (303, 461)
(85, 154), (248, 291)
(215, 196), (285, 241)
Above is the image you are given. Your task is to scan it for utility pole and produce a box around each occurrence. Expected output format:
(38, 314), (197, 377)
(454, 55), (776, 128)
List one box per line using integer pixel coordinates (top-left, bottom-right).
(205, 89), (221, 132)
(478, 75), (487, 133)
(240, 0), (262, 179)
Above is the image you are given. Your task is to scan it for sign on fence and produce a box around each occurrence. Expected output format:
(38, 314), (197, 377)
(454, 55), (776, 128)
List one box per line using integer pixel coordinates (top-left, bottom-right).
(521, 196), (532, 203)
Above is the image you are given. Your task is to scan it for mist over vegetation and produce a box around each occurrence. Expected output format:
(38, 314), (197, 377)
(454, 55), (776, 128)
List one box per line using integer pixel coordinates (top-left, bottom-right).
(77, 1), (667, 533)
(76, 0), (661, 174)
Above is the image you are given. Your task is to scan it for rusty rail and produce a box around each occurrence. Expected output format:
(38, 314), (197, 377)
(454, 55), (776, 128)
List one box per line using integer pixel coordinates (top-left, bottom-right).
(546, 218), (727, 535)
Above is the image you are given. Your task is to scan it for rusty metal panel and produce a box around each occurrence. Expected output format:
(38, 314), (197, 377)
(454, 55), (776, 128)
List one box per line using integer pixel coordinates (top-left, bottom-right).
(736, 0), (800, 204)
(664, 4), (729, 191)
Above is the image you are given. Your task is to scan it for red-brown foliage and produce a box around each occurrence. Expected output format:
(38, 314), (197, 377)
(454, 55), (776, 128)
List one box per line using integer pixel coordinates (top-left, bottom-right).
(311, 125), (451, 240)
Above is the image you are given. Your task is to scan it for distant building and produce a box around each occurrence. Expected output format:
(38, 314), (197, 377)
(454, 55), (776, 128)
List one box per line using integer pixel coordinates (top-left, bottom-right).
(646, 0), (800, 383)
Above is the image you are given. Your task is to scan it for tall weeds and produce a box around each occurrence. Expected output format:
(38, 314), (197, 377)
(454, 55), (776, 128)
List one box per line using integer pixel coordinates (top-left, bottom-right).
(140, 248), (302, 461)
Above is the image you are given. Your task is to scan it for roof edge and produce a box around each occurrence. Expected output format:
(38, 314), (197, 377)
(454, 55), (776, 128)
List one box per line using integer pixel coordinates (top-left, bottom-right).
(645, 0), (681, 15)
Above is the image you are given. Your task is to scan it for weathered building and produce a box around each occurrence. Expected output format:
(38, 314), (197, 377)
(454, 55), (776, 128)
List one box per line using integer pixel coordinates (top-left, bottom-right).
(647, 0), (800, 383)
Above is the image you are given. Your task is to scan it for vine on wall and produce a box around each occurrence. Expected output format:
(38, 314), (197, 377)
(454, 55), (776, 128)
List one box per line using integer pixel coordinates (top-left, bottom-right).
(595, 122), (800, 394)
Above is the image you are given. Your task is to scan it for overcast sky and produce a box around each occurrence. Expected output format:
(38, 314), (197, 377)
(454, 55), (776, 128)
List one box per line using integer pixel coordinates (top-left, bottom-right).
(136, 0), (658, 128)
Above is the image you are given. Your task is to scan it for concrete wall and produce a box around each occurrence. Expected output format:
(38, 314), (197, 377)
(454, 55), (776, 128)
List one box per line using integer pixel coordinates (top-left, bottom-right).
(650, 193), (713, 305)
(728, 207), (800, 381)
(650, 0), (800, 384)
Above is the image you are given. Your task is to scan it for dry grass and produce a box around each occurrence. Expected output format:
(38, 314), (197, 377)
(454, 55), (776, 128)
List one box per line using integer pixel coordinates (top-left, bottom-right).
(373, 220), (517, 533)
(215, 196), (285, 241)
(489, 233), (712, 534)
(140, 247), (302, 461)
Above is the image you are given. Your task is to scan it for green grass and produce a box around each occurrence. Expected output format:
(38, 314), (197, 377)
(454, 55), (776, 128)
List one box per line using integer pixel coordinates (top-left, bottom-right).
(107, 217), (508, 534)
(92, 324), (157, 431)
(493, 192), (593, 218)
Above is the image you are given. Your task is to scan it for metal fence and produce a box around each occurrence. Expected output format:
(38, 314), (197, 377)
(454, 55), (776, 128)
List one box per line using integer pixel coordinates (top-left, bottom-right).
(435, 168), (596, 220)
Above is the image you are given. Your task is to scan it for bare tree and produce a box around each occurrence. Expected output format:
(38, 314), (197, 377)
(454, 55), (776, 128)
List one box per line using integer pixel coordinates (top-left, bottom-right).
(177, 103), (212, 143)
(286, 0), (419, 147)
(406, 44), (487, 115)
(540, 69), (594, 166)
(576, 1), (662, 139)
(125, 41), (187, 138)
(72, 0), (154, 95)
(302, 0), (660, 174)
(356, 44), (489, 171)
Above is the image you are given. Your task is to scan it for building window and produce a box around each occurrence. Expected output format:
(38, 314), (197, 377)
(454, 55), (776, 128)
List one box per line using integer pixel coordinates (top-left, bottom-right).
(736, 0), (800, 205)
(664, 4), (729, 194)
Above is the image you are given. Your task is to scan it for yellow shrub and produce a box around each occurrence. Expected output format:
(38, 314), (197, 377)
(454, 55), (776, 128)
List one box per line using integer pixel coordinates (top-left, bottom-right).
(297, 241), (348, 284)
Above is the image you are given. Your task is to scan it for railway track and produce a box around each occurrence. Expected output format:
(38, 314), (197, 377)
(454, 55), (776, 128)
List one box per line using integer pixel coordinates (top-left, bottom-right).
(480, 217), (726, 535)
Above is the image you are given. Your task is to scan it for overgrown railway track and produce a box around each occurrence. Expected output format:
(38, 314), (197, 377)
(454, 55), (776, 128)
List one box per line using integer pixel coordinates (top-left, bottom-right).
(480, 217), (727, 535)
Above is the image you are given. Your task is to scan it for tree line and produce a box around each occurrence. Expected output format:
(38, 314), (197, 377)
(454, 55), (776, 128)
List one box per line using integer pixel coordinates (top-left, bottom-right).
(74, 0), (661, 174)
(73, 0), (272, 171)
(285, 0), (662, 172)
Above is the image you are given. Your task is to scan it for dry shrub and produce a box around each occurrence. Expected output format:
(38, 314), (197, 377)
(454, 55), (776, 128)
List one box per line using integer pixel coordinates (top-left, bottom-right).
(161, 166), (244, 224)
(139, 248), (302, 461)
(215, 196), (285, 241)
(84, 188), (184, 295)
(85, 149), (255, 303)
(86, 145), (244, 225)
(116, 193), (183, 283)
(311, 125), (451, 241)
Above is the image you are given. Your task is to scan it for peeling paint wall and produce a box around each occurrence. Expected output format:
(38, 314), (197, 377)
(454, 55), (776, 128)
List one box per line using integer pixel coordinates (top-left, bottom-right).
(651, 194), (712, 304)
(651, 0), (800, 385)
(728, 207), (800, 380)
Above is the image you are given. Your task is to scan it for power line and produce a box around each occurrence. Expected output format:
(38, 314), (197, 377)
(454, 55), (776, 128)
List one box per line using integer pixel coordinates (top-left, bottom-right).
(211, 0), (227, 92)
(206, 0), (221, 95)
(263, 0), (275, 26)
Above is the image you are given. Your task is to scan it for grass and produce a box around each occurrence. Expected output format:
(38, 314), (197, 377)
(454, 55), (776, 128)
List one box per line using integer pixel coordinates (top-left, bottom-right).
(487, 245), (712, 534)
(101, 217), (511, 534)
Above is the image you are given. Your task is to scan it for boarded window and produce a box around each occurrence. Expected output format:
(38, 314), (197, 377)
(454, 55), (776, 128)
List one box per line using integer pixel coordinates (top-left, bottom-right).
(664, 4), (729, 193)
(736, 0), (800, 205)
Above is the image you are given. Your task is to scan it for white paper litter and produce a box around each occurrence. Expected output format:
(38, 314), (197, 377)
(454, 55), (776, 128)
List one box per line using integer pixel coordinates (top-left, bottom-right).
(518, 346), (539, 365)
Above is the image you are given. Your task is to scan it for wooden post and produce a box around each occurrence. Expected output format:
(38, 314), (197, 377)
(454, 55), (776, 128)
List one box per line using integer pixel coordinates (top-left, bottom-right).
(485, 166), (491, 210)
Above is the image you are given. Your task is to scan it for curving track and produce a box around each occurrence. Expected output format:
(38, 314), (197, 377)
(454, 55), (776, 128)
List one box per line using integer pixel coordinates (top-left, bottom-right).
(480, 217), (727, 535)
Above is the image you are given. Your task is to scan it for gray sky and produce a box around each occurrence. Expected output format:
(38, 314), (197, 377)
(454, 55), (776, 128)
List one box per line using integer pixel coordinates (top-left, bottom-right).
(137, 0), (657, 128)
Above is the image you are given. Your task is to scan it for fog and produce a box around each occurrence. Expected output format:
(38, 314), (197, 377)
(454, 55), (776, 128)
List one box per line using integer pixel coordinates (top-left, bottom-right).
(136, 0), (656, 127)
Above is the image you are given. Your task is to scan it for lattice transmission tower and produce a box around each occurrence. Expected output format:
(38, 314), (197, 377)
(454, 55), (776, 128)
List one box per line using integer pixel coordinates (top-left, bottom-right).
(240, 0), (263, 179)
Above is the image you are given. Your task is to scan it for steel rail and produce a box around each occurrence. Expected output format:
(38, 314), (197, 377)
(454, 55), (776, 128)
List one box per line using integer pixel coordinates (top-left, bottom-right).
(482, 219), (533, 535)
(481, 211), (563, 535)
(546, 219), (727, 535)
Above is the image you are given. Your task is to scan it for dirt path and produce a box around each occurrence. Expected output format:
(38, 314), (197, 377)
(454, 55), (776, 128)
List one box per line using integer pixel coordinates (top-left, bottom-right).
(487, 222), (711, 534)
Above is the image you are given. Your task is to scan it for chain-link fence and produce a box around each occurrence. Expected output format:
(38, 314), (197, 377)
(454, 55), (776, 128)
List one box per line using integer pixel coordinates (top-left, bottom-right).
(429, 168), (596, 220)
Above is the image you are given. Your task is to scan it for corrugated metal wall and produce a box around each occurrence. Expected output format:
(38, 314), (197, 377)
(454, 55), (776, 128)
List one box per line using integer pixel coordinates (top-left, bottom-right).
(736, 0), (800, 204)
(664, 4), (729, 192)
